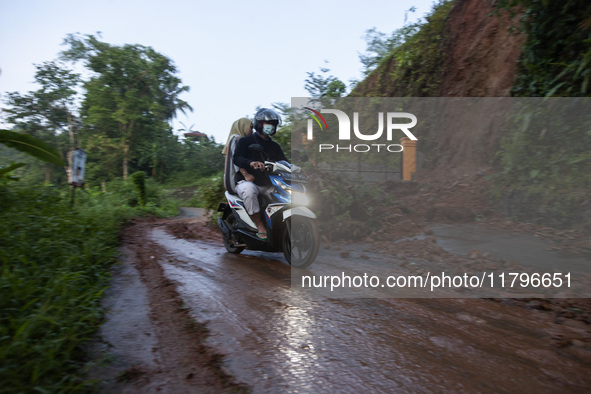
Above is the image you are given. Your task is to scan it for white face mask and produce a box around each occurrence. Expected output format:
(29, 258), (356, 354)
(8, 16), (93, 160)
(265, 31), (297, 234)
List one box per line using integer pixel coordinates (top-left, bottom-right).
(262, 124), (275, 135)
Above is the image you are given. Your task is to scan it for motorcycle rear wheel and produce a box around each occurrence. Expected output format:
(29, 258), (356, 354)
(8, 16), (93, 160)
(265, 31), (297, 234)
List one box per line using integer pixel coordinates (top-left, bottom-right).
(282, 217), (319, 268)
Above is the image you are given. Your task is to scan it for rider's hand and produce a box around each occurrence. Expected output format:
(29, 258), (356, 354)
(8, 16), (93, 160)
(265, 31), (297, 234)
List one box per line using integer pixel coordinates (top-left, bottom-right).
(250, 161), (265, 171)
(239, 168), (255, 182)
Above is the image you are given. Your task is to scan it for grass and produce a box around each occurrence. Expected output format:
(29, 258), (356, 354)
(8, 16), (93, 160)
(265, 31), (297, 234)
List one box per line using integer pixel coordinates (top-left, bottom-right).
(0, 180), (181, 392)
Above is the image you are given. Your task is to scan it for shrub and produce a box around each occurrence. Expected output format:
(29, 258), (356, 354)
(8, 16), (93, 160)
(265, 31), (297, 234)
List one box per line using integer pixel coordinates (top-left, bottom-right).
(130, 171), (146, 206)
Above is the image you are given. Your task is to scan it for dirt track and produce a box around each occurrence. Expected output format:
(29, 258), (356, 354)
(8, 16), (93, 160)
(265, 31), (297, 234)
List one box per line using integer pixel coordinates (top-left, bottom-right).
(88, 208), (591, 392)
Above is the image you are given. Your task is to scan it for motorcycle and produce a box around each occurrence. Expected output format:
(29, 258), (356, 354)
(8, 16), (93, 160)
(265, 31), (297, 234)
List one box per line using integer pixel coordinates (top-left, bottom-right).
(217, 137), (319, 268)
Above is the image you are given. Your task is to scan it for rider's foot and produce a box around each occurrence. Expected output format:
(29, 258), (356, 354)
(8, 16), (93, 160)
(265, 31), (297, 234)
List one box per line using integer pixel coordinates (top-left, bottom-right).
(256, 232), (267, 240)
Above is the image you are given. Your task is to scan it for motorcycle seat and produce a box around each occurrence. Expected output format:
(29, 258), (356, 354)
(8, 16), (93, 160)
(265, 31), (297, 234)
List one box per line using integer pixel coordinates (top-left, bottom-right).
(224, 134), (241, 195)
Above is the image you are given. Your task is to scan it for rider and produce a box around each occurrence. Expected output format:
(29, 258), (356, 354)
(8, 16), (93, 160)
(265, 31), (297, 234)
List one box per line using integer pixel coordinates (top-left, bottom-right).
(233, 108), (287, 240)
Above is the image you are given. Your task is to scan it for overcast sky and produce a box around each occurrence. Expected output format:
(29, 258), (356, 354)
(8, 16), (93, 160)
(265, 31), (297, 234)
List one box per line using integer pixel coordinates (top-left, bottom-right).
(1, 0), (436, 143)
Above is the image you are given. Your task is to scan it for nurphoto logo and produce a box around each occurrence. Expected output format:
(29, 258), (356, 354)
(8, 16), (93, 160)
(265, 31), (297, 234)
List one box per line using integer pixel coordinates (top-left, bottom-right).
(304, 107), (418, 153)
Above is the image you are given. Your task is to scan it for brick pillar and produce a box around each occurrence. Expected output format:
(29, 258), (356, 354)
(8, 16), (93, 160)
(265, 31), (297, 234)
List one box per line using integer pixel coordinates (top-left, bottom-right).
(400, 137), (417, 181)
(301, 132), (316, 166)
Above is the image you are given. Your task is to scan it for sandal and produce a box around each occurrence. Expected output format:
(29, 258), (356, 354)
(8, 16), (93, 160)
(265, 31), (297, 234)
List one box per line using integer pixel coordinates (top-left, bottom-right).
(256, 232), (267, 240)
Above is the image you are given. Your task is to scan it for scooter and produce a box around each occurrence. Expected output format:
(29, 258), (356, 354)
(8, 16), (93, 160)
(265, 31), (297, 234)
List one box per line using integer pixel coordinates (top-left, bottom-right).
(217, 137), (319, 268)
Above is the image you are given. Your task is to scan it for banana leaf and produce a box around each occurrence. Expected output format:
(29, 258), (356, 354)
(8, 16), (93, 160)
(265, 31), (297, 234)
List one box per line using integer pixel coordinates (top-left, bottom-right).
(0, 130), (65, 167)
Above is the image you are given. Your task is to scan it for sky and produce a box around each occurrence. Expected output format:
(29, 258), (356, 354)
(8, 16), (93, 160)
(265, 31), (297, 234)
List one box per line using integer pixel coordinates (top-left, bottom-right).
(0, 0), (436, 144)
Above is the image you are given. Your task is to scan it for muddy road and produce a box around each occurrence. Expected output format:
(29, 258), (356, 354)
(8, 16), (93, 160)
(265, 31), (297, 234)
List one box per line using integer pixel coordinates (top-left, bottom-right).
(91, 209), (591, 393)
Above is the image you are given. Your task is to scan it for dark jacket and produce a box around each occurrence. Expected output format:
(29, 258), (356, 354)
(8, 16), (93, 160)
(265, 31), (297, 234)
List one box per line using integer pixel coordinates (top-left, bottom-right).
(233, 132), (287, 186)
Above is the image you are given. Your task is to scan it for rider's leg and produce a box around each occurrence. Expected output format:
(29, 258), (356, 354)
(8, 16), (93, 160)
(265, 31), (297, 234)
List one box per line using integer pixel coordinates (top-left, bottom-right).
(235, 181), (266, 234)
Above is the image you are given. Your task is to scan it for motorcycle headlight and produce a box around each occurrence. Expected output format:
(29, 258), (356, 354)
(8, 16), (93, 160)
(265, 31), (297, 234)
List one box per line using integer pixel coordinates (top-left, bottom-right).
(291, 191), (310, 206)
(277, 182), (290, 191)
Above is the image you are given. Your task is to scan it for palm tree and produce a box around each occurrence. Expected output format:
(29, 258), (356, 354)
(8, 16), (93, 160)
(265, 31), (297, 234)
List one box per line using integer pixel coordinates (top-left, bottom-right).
(160, 77), (193, 122)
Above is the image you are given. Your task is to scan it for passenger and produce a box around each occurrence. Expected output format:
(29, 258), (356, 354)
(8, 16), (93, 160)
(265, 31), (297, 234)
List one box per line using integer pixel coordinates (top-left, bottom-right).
(221, 117), (252, 155)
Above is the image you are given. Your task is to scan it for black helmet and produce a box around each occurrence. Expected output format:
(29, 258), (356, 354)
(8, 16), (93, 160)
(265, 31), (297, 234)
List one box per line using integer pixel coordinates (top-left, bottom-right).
(253, 108), (282, 136)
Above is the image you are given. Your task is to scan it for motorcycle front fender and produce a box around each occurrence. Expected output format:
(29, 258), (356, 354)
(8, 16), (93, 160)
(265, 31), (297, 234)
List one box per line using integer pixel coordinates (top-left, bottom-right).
(283, 206), (317, 221)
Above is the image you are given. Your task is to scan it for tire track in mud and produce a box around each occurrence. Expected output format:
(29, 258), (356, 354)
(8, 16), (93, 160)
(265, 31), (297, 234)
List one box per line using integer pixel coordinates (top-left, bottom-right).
(91, 218), (249, 393)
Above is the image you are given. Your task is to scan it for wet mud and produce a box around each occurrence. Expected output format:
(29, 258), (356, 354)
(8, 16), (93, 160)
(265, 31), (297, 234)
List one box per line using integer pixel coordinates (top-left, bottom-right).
(91, 209), (591, 392)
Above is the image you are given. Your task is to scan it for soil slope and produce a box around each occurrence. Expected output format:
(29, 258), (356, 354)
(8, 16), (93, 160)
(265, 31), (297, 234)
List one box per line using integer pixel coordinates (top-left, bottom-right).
(352, 0), (525, 171)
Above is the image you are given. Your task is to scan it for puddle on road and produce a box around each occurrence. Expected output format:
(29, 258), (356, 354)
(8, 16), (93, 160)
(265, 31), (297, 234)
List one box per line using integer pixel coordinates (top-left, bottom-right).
(421, 223), (590, 273)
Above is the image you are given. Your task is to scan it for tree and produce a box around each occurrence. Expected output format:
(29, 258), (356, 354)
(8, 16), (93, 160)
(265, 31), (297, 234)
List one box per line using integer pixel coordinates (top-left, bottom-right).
(160, 78), (193, 121)
(357, 7), (420, 76)
(270, 102), (294, 156)
(304, 64), (347, 98)
(4, 61), (80, 141)
(3, 61), (81, 182)
(137, 130), (181, 182)
(179, 137), (224, 178)
(60, 33), (192, 179)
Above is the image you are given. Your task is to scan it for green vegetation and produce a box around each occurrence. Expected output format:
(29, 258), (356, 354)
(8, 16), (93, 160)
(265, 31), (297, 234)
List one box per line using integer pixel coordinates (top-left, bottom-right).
(351, 0), (453, 97)
(0, 181), (180, 392)
(190, 174), (225, 221)
(60, 33), (192, 180)
(0, 33), (223, 391)
(0, 130), (65, 168)
(304, 64), (348, 98)
(493, 0), (591, 230)
(130, 171), (147, 206)
(350, 0), (590, 230)
(497, 0), (591, 97)
(493, 99), (591, 229)
(1, 1), (589, 389)
(3, 34), (224, 188)
(308, 174), (393, 240)
(0, 129), (66, 184)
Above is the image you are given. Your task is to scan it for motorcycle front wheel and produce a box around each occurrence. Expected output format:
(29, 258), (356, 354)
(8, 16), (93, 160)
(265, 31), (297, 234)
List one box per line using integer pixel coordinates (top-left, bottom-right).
(282, 217), (319, 268)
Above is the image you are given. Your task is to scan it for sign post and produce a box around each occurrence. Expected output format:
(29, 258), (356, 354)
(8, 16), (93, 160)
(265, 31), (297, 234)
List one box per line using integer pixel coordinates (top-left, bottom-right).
(68, 148), (87, 207)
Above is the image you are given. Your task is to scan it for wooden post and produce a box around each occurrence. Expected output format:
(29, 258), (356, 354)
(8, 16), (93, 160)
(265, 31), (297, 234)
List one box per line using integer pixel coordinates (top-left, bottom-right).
(400, 137), (417, 181)
(70, 184), (76, 208)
